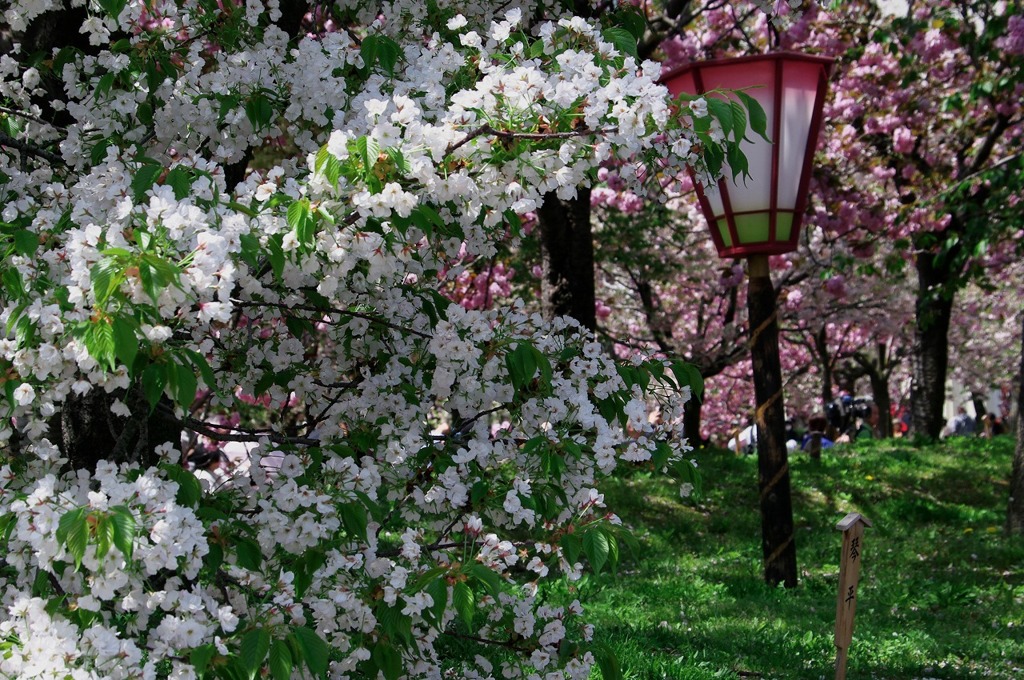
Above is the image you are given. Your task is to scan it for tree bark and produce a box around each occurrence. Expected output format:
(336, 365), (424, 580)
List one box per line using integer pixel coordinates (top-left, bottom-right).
(538, 190), (596, 331)
(1006, 312), (1024, 534)
(682, 396), (707, 447)
(814, 326), (834, 407)
(747, 255), (798, 588)
(49, 387), (181, 473)
(868, 367), (893, 439)
(910, 252), (955, 439)
(857, 341), (894, 438)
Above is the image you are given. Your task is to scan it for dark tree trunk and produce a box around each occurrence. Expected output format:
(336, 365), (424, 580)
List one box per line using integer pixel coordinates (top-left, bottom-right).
(1006, 313), (1024, 534)
(50, 387), (181, 473)
(747, 255), (797, 588)
(538, 190), (596, 331)
(868, 368), (893, 439)
(858, 341), (894, 438)
(910, 252), (955, 439)
(814, 326), (834, 408)
(12, 3), (93, 127)
(682, 397), (707, 447)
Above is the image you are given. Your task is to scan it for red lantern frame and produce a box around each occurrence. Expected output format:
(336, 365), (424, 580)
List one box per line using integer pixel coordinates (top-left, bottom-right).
(662, 52), (835, 259)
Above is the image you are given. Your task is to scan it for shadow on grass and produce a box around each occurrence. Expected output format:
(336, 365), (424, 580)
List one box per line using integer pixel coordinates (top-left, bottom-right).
(583, 437), (1024, 679)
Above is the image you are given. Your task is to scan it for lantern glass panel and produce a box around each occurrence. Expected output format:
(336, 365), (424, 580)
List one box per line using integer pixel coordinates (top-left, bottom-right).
(716, 219), (732, 248)
(778, 61), (822, 209)
(703, 180), (725, 216)
(698, 61), (776, 216)
(735, 213), (770, 244)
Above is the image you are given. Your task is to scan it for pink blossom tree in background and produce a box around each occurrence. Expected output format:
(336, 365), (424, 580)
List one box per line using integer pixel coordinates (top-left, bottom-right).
(801, 0), (1024, 438)
(947, 261), (1024, 422)
(590, 184), (749, 444)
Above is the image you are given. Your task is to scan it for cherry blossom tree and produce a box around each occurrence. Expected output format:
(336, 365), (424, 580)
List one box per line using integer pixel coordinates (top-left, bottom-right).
(804, 0), (1024, 437)
(0, 1), (771, 678)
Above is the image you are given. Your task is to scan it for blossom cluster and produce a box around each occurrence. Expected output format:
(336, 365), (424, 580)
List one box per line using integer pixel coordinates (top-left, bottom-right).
(0, 0), (756, 677)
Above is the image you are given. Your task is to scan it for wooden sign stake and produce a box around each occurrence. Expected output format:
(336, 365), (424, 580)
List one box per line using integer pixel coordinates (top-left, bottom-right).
(834, 512), (871, 680)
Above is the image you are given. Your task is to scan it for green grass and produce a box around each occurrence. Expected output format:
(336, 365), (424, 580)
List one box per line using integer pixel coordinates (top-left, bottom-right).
(582, 436), (1024, 679)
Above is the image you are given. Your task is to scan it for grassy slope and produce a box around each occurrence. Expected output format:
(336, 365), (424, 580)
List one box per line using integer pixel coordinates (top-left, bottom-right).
(583, 436), (1024, 679)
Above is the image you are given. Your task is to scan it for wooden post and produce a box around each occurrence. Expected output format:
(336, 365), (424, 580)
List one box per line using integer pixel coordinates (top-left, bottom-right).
(834, 512), (872, 680)
(747, 254), (798, 588)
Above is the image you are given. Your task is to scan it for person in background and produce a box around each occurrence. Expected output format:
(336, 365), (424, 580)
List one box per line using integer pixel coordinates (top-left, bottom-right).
(952, 406), (976, 436)
(801, 414), (834, 459)
(981, 412), (1005, 437)
(854, 402), (880, 439)
(836, 402), (879, 444)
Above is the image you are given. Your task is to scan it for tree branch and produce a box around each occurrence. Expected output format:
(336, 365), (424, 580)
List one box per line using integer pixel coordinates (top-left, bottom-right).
(0, 133), (65, 166)
(232, 299), (434, 339)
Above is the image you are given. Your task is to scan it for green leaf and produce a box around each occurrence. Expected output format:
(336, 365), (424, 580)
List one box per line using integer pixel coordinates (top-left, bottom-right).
(287, 199), (314, 246)
(1, 268), (25, 300)
(190, 644), (217, 675)
(424, 577), (448, 627)
(453, 581), (475, 626)
(410, 204), (444, 238)
(0, 512), (16, 543)
(726, 142), (750, 181)
(376, 36), (401, 74)
(729, 100), (748, 144)
(111, 316), (139, 372)
(142, 362), (167, 410)
(137, 260), (159, 304)
(290, 627), (329, 677)
(182, 348), (217, 393)
(340, 502), (368, 541)
(173, 360), (198, 408)
(601, 27), (638, 58)
(85, 321), (117, 371)
(674, 457), (703, 497)
(670, 360), (704, 401)
(90, 138), (112, 166)
(372, 641), (402, 680)
(240, 628), (271, 677)
(377, 604), (414, 649)
(361, 34), (402, 76)
(91, 258), (123, 307)
(267, 234), (285, 280)
(385, 147), (410, 175)
(505, 341), (538, 392)
(165, 166), (193, 201)
(236, 535), (263, 571)
(239, 232), (261, 268)
(360, 35), (380, 74)
(561, 532), (581, 567)
(356, 136), (380, 178)
(96, 72), (116, 96)
(132, 162), (164, 202)
(57, 507), (88, 570)
(160, 463), (202, 507)
(706, 97), (735, 140)
(582, 528), (610, 574)
(245, 91), (275, 132)
(109, 505), (136, 559)
(468, 564), (503, 598)
(736, 91), (769, 142)
(98, 0), (128, 19)
(95, 515), (115, 562)
(137, 101), (153, 126)
(615, 8), (647, 41)
(268, 639), (293, 680)
(592, 642), (623, 680)
(13, 229), (37, 256)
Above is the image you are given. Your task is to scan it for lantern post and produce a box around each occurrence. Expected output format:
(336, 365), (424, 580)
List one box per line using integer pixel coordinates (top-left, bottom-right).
(662, 52), (834, 588)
